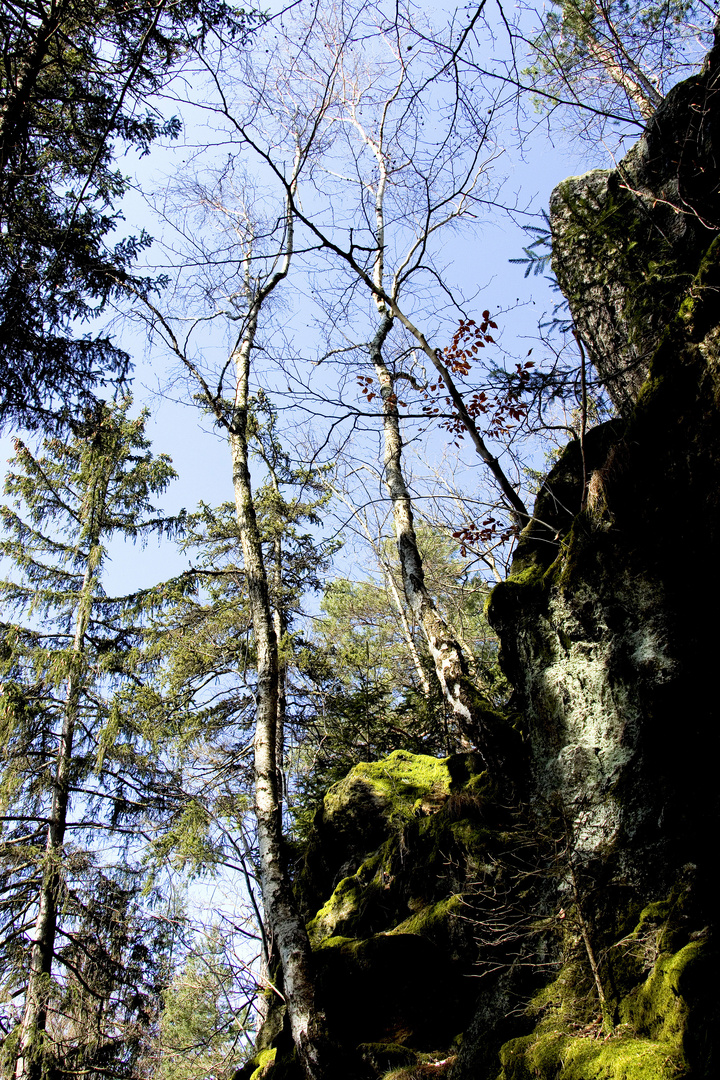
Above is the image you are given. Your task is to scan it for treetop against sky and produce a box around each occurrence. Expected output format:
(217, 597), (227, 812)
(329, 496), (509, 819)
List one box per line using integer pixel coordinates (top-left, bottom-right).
(3, 0), (711, 595)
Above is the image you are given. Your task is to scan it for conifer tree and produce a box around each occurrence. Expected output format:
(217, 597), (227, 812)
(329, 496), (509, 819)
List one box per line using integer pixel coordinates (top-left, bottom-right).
(157, 932), (250, 1080)
(522, 0), (715, 144)
(136, 401), (336, 1075)
(0, 0), (257, 429)
(144, 397), (333, 878)
(0, 398), (185, 1079)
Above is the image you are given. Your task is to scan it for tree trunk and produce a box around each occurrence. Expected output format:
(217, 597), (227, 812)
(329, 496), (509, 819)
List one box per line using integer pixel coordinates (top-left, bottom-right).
(266, 465), (288, 811)
(230, 329), (329, 1080)
(370, 315), (495, 760)
(158, 159), (330, 1077)
(587, 38), (662, 120)
(382, 562), (431, 698)
(0, 0), (66, 176)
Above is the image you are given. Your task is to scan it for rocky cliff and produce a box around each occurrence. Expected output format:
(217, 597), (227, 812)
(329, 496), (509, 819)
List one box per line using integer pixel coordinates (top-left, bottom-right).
(239, 33), (720, 1080)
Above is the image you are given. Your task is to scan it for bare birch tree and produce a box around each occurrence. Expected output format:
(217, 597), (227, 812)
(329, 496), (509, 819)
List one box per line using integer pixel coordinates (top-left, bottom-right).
(132, 0), (531, 1065)
(132, 89), (343, 1068)
(195, 0), (525, 754)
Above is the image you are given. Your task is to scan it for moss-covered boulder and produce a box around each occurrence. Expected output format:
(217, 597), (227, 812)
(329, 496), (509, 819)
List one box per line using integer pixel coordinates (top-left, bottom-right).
(248, 750), (504, 1080)
(297, 750), (468, 920)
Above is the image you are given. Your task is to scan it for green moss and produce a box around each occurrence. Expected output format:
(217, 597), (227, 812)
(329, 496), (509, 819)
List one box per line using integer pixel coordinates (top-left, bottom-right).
(307, 852), (386, 946)
(330, 750), (453, 817)
(619, 941), (703, 1044)
(485, 568), (545, 630)
(554, 517), (597, 591)
(389, 895), (463, 939)
(307, 872), (365, 945)
(675, 234), (720, 338)
(314, 933), (356, 949)
(624, 898), (675, 951)
(358, 1042), (419, 1072)
(463, 770), (493, 798)
(496, 902), (708, 1080)
(316, 750), (455, 866)
(248, 1047), (277, 1080)
(633, 899), (673, 925)
(486, 558), (550, 610)
(381, 1052), (457, 1079)
(447, 817), (493, 852)
(622, 235), (720, 414)
(678, 294), (695, 323)
(305, 751), (498, 949)
(510, 557), (557, 588)
(499, 1030), (684, 1080)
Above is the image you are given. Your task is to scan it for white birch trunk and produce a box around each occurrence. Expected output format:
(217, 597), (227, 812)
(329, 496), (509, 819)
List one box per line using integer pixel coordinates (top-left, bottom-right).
(587, 38), (662, 120)
(228, 266), (330, 1078)
(370, 315), (493, 758)
(355, 103), (497, 757)
(382, 564), (431, 698)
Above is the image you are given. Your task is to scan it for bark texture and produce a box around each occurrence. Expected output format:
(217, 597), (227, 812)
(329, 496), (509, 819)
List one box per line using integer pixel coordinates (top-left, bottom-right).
(0, 0), (66, 175)
(230, 314), (330, 1080)
(370, 316), (494, 759)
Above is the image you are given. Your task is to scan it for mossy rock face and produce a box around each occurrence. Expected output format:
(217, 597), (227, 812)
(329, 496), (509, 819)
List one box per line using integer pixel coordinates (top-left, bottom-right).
(261, 748), (524, 1080)
(499, 1029), (685, 1080)
(494, 912), (716, 1080)
(248, 1048), (277, 1080)
(487, 239), (720, 887)
(549, 35), (720, 418)
(235, 1047), (282, 1080)
(297, 751), (476, 920)
(306, 853), (384, 946)
(487, 419), (623, 631)
(321, 750), (452, 835)
(466, 48), (720, 1080)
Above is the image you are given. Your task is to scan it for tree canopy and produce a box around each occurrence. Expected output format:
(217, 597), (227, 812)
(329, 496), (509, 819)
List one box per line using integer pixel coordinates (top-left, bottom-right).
(0, 0), (256, 429)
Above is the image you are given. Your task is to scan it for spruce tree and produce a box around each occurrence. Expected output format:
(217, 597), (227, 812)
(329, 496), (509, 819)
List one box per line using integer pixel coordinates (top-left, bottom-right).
(0, 398), (185, 1079)
(0, 0), (256, 429)
(144, 402), (333, 875)
(157, 933), (249, 1080)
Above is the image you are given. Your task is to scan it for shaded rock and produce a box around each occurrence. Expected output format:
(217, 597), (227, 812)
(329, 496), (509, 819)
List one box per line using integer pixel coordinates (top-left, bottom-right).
(316, 933), (466, 1049)
(550, 28), (720, 415)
